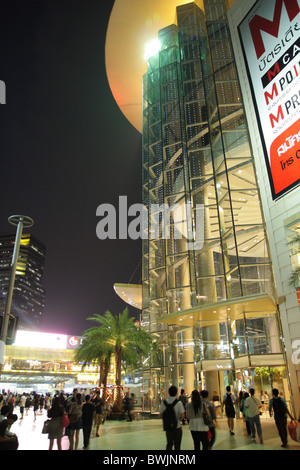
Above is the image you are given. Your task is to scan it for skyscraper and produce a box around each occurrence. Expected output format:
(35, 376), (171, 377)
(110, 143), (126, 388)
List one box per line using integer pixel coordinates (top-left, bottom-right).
(0, 233), (46, 331)
(141, 0), (290, 412)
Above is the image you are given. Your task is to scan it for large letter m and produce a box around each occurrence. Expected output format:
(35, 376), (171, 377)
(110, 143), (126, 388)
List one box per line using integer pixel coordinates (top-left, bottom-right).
(249, 0), (300, 59)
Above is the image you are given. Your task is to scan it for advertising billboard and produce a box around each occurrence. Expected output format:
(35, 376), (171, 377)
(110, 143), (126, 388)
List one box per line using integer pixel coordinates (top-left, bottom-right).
(13, 330), (84, 350)
(238, 0), (300, 200)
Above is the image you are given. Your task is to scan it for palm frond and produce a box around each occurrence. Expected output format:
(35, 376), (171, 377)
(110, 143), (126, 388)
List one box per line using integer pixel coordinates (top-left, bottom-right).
(288, 266), (300, 289)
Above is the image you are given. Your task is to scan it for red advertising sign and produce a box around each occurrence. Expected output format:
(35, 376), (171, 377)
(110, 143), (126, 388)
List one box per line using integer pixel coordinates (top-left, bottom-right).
(238, 0), (300, 200)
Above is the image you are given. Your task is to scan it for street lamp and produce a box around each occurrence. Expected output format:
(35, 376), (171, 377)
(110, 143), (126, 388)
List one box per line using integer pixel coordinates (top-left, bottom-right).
(0, 215), (34, 367)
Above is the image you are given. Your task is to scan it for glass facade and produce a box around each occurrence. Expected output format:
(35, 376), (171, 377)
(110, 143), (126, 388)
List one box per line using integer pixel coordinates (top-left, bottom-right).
(141, 0), (288, 413)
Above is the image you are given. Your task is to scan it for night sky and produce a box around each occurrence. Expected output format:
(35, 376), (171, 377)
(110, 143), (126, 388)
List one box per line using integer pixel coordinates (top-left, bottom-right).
(0, 0), (142, 334)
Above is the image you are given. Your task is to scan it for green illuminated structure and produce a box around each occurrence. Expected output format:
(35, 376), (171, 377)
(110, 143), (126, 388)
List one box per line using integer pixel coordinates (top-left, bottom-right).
(141, 0), (289, 412)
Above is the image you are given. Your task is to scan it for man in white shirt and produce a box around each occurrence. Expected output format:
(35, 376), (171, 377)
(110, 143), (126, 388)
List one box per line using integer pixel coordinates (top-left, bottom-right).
(159, 385), (185, 450)
(19, 393), (27, 419)
(245, 388), (263, 444)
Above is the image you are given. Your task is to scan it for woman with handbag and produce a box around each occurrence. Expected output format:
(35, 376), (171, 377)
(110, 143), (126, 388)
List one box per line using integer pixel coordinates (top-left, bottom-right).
(47, 396), (65, 450)
(186, 390), (211, 450)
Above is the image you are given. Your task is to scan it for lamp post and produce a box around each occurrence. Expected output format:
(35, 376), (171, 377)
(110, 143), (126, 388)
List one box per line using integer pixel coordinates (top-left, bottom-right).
(0, 215), (34, 368)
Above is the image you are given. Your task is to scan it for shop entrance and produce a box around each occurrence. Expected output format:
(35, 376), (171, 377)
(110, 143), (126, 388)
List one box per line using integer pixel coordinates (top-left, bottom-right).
(200, 365), (292, 417)
(236, 366), (291, 414)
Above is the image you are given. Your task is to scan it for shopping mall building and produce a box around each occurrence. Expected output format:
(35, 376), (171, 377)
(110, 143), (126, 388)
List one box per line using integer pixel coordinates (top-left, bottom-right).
(0, 330), (100, 394)
(110, 0), (300, 416)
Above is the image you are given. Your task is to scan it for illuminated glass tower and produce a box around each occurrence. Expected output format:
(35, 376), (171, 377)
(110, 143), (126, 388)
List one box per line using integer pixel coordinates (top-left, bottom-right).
(141, 0), (290, 412)
(0, 233), (46, 330)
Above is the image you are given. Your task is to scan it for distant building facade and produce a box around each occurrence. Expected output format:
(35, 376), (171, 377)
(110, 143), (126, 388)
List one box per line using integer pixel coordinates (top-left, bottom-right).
(0, 233), (46, 330)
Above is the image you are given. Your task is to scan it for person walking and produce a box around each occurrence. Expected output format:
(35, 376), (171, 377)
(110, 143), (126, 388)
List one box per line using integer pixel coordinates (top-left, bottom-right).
(19, 393), (26, 420)
(269, 388), (295, 448)
(222, 385), (236, 435)
(240, 392), (251, 436)
(92, 390), (103, 437)
(39, 394), (45, 414)
(200, 390), (217, 449)
(159, 385), (185, 450)
(245, 388), (263, 444)
(68, 393), (83, 450)
(186, 390), (210, 450)
(178, 389), (188, 425)
(45, 394), (51, 412)
(237, 391), (244, 419)
(82, 394), (95, 450)
(123, 392), (134, 422)
(7, 394), (15, 413)
(212, 390), (221, 417)
(47, 396), (65, 451)
(33, 394), (40, 422)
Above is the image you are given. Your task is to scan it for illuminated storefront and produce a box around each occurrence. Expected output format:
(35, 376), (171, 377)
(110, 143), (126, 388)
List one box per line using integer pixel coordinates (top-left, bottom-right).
(0, 330), (101, 393)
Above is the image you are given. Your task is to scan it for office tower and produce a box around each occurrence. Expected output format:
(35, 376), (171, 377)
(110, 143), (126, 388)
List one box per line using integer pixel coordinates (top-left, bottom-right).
(0, 233), (46, 330)
(141, 0), (289, 411)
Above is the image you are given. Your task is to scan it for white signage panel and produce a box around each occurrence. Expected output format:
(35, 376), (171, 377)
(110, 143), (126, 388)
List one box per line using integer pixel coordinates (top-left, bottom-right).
(238, 0), (300, 199)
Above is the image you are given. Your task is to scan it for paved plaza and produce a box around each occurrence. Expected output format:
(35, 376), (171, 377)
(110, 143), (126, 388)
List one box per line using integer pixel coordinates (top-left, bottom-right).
(7, 408), (300, 452)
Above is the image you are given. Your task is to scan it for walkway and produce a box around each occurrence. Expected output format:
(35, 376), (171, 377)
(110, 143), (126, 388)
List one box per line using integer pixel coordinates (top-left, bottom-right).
(9, 409), (300, 451)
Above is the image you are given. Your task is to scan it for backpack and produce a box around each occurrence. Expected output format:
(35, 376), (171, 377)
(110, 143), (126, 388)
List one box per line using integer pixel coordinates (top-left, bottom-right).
(162, 399), (178, 432)
(272, 397), (286, 418)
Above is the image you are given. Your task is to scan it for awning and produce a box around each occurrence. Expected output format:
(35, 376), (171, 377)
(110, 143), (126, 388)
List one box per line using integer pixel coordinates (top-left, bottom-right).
(159, 293), (278, 327)
(113, 283), (142, 310)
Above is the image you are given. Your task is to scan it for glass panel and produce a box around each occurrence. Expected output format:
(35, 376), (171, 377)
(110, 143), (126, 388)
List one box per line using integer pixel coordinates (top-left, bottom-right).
(195, 239), (224, 276)
(164, 143), (183, 168)
(167, 286), (192, 313)
(149, 267), (166, 299)
(223, 130), (251, 159)
(149, 299), (168, 333)
(244, 314), (282, 354)
(189, 148), (213, 178)
(215, 80), (241, 105)
(165, 167), (185, 196)
(167, 253), (190, 289)
(196, 275), (226, 303)
(200, 322), (230, 359)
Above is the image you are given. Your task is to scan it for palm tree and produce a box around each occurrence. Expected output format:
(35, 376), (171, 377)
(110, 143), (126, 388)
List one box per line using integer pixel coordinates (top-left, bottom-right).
(74, 331), (112, 401)
(77, 307), (153, 411)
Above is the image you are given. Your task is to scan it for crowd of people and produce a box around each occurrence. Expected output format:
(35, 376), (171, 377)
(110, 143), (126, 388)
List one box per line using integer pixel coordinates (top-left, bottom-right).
(0, 388), (113, 450)
(0, 385), (298, 450)
(159, 385), (298, 450)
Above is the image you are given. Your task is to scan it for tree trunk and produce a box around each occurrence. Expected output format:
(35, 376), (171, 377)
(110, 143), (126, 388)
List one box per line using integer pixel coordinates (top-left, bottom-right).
(112, 347), (123, 412)
(102, 357), (110, 402)
(99, 361), (104, 388)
